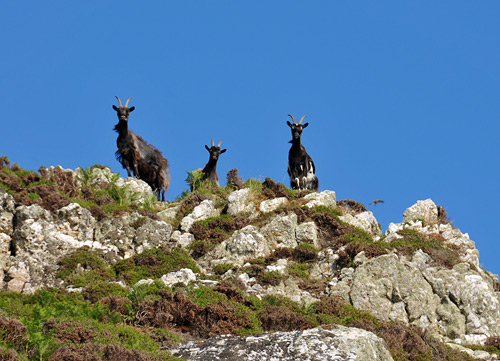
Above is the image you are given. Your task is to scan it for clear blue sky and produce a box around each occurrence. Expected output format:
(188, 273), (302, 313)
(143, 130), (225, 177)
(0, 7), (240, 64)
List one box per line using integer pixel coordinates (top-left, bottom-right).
(2, 2), (499, 275)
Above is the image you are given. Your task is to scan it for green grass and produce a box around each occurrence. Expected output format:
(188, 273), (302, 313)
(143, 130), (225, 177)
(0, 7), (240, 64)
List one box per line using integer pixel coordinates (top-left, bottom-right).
(113, 247), (200, 285)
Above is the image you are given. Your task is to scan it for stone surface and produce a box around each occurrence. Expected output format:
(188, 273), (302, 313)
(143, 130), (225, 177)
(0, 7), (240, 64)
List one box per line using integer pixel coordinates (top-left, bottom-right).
(160, 268), (197, 287)
(208, 225), (271, 266)
(171, 326), (394, 361)
(259, 197), (287, 213)
(303, 190), (336, 209)
(296, 221), (319, 247)
(180, 199), (220, 232)
(227, 188), (255, 215)
(339, 211), (381, 236)
(403, 198), (438, 225)
(260, 214), (298, 248)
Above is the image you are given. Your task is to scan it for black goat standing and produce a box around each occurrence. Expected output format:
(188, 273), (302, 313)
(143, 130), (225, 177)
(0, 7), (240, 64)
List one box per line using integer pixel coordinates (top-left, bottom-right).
(113, 96), (170, 201)
(287, 114), (318, 191)
(191, 139), (226, 191)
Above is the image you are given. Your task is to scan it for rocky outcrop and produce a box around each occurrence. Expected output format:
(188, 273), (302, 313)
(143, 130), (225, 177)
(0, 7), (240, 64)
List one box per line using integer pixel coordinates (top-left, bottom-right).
(171, 326), (394, 361)
(1, 163), (499, 359)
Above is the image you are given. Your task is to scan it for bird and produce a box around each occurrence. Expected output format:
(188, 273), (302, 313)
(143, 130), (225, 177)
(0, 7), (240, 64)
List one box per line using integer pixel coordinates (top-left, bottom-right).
(369, 199), (384, 206)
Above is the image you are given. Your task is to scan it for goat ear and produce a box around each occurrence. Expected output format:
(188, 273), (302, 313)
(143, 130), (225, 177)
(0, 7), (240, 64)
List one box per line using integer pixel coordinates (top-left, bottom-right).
(286, 121), (292, 127)
(129, 106), (135, 112)
(220, 149), (227, 154)
(302, 122), (309, 128)
(205, 145), (210, 151)
(112, 105), (119, 111)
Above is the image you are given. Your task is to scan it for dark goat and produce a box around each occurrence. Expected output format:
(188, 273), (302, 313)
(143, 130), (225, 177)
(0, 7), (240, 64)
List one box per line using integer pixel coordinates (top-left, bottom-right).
(286, 114), (318, 192)
(113, 96), (170, 201)
(199, 139), (226, 188)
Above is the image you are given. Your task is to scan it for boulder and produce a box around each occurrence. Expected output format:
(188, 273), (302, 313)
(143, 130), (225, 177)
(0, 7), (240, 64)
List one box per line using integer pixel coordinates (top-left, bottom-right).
(303, 190), (336, 209)
(227, 188), (255, 215)
(171, 326), (394, 361)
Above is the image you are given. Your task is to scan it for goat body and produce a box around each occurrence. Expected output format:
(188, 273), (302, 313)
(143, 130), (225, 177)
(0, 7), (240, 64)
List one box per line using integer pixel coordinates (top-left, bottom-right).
(191, 139), (226, 191)
(287, 115), (319, 192)
(113, 96), (170, 201)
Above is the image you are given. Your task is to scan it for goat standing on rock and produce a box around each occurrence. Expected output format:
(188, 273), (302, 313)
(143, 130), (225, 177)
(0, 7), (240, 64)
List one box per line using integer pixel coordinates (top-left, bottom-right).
(113, 96), (170, 201)
(287, 114), (318, 192)
(190, 139), (226, 191)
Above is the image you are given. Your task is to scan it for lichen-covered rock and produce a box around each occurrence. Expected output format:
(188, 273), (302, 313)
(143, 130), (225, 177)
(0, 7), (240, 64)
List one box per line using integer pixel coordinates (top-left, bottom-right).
(134, 219), (173, 254)
(259, 197), (287, 213)
(0, 192), (15, 235)
(266, 278), (318, 305)
(94, 212), (173, 258)
(156, 205), (181, 224)
(296, 221), (319, 247)
(170, 230), (195, 248)
(6, 203), (97, 292)
(260, 214), (298, 248)
(160, 268), (197, 287)
(171, 326), (394, 361)
(181, 199), (220, 232)
(303, 190), (336, 209)
(208, 225), (270, 266)
(227, 188), (255, 215)
(120, 177), (155, 203)
(344, 253), (439, 329)
(333, 250), (500, 344)
(339, 211), (381, 236)
(422, 263), (500, 344)
(403, 198), (438, 225)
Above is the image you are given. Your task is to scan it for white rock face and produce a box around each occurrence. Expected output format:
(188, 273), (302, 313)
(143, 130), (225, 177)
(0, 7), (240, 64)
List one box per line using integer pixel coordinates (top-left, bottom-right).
(170, 231), (195, 248)
(339, 211), (381, 236)
(333, 251), (500, 343)
(160, 268), (197, 287)
(171, 326), (394, 361)
(209, 225), (271, 266)
(260, 214), (298, 248)
(296, 221), (319, 247)
(259, 197), (287, 213)
(227, 188), (255, 215)
(157, 205), (181, 223)
(403, 198), (438, 224)
(303, 190), (336, 209)
(181, 199), (220, 232)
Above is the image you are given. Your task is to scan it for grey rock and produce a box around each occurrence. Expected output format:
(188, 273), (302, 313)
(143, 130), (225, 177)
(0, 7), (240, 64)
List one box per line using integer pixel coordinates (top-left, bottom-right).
(304, 190), (336, 209)
(348, 254), (440, 329)
(171, 326), (394, 361)
(156, 205), (181, 224)
(181, 199), (219, 232)
(296, 221), (319, 247)
(403, 199), (438, 225)
(260, 214), (298, 248)
(259, 197), (287, 213)
(227, 188), (255, 215)
(160, 268), (197, 287)
(339, 211), (381, 236)
(170, 230), (195, 248)
(208, 225), (270, 266)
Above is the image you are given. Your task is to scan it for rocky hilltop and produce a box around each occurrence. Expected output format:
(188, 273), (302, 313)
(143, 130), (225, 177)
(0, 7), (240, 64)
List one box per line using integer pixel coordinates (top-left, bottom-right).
(0, 159), (499, 360)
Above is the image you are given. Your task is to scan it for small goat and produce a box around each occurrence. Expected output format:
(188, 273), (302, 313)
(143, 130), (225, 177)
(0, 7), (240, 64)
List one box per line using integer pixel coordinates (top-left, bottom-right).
(113, 96), (170, 201)
(194, 139), (226, 189)
(286, 114), (318, 191)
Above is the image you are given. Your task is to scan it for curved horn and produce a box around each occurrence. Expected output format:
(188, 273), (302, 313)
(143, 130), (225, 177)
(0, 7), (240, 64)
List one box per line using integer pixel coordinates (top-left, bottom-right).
(288, 114), (297, 125)
(124, 97), (132, 108)
(299, 115), (307, 124)
(217, 139), (223, 147)
(115, 96), (123, 107)
(211, 138), (215, 147)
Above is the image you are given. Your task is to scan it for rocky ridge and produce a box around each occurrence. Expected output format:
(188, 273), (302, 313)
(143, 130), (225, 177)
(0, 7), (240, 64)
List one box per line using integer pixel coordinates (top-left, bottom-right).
(0, 162), (498, 360)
